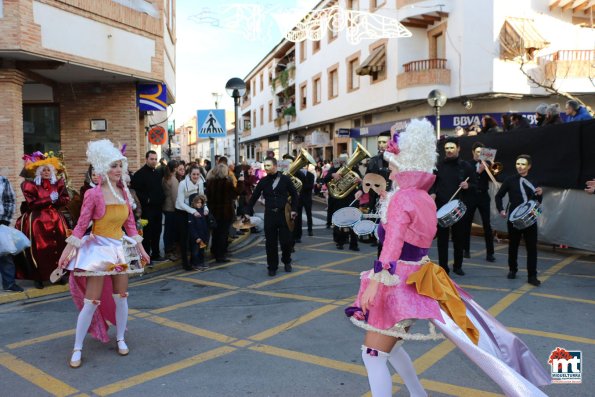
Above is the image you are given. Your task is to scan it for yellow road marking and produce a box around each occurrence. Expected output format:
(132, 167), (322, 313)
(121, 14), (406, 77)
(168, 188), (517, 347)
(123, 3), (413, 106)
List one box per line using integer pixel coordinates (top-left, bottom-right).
(413, 340), (455, 374)
(530, 292), (595, 305)
(231, 340), (253, 348)
(507, 327), (595, 345)
(422, 379), (504, 397)
(558, 272), (595, 279)
(249, 304), (339, 341)
(316, 268), (361, 276)
(305, 247), (359, 254)
(92, 346), (236, 396)
(169, 275), (239, 290)
(248, 269), (311, 289)
(305, 240), (335, 248)
(456, 284), (511, 292)
(150, 290), (239, 314)
(249, 344), (367, 376)
(6, 329), (76, 350)
(0, 351), (79, 397)
(246, 289), (337, 304)
(145, 315), (237, 344)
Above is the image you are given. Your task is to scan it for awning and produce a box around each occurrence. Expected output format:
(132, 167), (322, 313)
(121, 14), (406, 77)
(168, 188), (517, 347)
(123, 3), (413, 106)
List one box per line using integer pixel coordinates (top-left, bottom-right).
(356, 46), (386, 76)
(502, 18), (549, 50)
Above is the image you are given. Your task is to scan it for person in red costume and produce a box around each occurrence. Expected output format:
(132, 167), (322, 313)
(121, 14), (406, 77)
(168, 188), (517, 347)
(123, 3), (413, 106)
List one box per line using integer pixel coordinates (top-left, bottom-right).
(16, 159), (70, 289)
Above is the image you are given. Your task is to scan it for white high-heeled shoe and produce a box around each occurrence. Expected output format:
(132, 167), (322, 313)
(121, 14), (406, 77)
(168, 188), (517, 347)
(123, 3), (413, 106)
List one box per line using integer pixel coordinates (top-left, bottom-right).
(117, 339), (129, 356)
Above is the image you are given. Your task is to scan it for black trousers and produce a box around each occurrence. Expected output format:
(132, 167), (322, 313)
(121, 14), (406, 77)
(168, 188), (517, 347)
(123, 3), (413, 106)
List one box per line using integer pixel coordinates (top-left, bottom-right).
(507, 222), (538, 278)
(212, 219), (231, 261)
(293, 198), (313, 240)
(437, 220), (466, 272)
(464, 192), (494, 256)
(142, 206), (163, 258)
(264, 209), (292, 270)
(333, 226), (358, 248)
(175, 210), (191, 269)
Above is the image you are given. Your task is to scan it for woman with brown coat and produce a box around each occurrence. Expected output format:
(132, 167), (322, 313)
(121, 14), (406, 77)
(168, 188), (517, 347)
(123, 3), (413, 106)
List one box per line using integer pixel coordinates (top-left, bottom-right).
(206, 164), (238, 263)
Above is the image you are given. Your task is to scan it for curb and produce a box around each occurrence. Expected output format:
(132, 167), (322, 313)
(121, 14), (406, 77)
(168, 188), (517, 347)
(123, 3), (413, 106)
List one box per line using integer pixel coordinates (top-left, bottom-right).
(0, 230), (260, 306)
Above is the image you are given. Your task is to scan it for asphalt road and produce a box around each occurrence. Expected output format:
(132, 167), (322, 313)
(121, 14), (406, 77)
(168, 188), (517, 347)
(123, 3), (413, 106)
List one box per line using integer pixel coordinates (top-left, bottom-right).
(0, 203), (593, 397)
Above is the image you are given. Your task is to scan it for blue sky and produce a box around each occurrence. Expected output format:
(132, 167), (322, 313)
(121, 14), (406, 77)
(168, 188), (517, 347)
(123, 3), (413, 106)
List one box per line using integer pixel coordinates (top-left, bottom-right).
(173, 0), (320, 123)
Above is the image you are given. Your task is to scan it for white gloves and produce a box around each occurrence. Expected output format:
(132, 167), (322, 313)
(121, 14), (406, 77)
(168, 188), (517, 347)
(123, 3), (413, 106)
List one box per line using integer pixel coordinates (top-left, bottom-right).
(50, 191), (59, 202)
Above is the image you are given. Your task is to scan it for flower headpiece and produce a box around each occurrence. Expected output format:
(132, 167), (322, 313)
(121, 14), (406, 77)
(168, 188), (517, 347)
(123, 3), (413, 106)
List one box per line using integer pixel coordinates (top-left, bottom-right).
(21, 151), (64, 179)
(385, 133), (400, 155)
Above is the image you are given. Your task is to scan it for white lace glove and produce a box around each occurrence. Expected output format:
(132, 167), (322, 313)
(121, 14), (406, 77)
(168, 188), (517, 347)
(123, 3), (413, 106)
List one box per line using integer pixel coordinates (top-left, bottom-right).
(50, 191), (59, 202)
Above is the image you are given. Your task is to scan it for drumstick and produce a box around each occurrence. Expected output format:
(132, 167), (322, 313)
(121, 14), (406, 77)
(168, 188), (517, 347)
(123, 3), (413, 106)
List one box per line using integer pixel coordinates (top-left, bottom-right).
(448, 177), (469, 202)
(349, 199), (358, 207)
(481, 160), (500, 186)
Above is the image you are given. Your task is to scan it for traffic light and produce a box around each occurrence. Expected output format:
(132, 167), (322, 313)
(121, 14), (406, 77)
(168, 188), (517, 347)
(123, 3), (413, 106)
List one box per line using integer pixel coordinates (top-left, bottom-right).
(168, 121), (175, 137)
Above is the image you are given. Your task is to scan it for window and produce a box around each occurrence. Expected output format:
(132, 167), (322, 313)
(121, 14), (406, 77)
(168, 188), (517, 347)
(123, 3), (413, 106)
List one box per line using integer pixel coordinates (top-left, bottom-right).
(260, 106), (264, 125)
(23, 105), (60, 154)
(268, 101), (273, 122)
(313, 40), (320, 54)
(368, 40), (387, 83)
(251, 80), (255, 97)
(346, 0), (359, 10)
(370, 0), (385, 10)
(299, 41), (307, 63)
(328, 64), (339, 100)
(312, 73), (322, 105)
(260, 73), (264, 92)
(299, 81), (307, 109)
(328, 25), (338, 43)
(428, 23), (447, 59)
(346, 51), (361, 92)
(268, 69), (273, 85)
(165, 0), (175, 36)
(253, 110), (257, 127)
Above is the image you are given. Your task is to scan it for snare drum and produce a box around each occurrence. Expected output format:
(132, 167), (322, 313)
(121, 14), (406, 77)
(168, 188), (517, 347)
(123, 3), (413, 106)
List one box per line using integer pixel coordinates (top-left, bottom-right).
(353, 220), (377, 238)
(509, 200), (541, 230)
(332, 207), (362, 232)
(437, 199), (467, 228)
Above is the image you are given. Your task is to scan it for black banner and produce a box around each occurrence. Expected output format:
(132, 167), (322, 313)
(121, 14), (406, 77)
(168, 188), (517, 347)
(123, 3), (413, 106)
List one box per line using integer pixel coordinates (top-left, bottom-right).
(439, 119), (595, 189)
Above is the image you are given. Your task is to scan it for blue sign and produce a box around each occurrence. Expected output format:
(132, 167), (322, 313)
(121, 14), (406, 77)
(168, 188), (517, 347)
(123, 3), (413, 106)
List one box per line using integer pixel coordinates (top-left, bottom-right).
(197, 109), (226, 138)
(137, 84), (167, 111)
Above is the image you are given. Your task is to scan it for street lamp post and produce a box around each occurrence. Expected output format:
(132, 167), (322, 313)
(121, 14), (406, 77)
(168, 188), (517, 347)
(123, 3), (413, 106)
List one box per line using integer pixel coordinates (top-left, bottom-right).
(187, 126), (193, 161)
(427, 89), (447, 140)
(225, 78), (246, 165)
(211, 92), (222, 167)
(284, 113), (292, 156)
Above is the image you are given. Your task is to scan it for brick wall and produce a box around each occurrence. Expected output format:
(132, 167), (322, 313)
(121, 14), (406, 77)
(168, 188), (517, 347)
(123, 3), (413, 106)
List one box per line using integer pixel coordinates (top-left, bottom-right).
(0, 69), (27, 224)
(56, 82), (147, 190)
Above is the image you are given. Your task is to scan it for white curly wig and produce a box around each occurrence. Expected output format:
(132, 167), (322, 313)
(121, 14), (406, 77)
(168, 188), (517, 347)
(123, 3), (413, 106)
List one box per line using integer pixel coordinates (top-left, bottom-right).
(34, 164), (58, 185)
(383, 118), (437, 173)
(86, 139), (128, 177)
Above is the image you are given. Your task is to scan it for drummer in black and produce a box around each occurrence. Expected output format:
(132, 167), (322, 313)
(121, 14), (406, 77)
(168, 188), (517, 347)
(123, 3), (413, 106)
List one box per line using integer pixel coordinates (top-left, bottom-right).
(495, 154), (543, 286)
(464, 142), (496, 262)
(246, 158), (298, 277)
(429, 137), (476, 276)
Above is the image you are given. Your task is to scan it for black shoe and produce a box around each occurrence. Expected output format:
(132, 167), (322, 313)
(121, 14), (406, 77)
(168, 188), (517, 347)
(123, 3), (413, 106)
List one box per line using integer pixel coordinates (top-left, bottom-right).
(463, 251), (471, 259)
(486, 255), (496, 262)
(151, 256), (167, 262)
(183, 266), (194, 271)
(336, 244), (344, 250)
(308, 230), (313, 236)
(284, 263), (292, 272)
(507, 271), (517, 279)
(34, 281), (44, 289)
(349, 246), (360, 252)
(294, 239), (301, 243)
(268, 269), (276, 277)
(453, 268), (465, 276)
(215, 258), (231, 263)
(326, 224), (331, 229)
(3, 284), (24, 292)
(370, 242), (378, 247)
(528, 277), (541, 286)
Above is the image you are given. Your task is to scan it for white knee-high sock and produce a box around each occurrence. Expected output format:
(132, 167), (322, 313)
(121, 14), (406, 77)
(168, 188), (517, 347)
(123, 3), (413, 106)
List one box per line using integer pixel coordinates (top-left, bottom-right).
(388, 342), (427, 397)
(361, 345), (393, 397)
(112, 292), (129, 341)
(74, 298), (100, 350)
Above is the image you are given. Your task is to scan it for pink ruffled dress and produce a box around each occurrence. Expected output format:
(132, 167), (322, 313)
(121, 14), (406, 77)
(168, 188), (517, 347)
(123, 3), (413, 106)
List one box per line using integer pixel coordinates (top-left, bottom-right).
(347, 171), (445, 340)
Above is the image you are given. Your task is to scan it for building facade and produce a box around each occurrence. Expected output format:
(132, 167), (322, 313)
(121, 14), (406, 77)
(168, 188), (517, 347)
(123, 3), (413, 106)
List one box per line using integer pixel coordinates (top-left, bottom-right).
(0, 0), (176, 211)
(239, 0), (593, 162)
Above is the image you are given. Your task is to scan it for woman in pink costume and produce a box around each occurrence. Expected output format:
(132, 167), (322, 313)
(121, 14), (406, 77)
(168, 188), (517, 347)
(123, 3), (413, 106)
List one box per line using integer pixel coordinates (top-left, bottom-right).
(58, 140), (150, 368)
(346, 119), (550, 397)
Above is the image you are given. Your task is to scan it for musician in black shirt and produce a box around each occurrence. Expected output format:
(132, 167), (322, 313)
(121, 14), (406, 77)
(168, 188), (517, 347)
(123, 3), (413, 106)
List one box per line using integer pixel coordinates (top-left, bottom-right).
(464, 143), (496, 262)
(495, 154), (543, 286)
(430, 137), (476, 275)
(246, 158), (298, 276)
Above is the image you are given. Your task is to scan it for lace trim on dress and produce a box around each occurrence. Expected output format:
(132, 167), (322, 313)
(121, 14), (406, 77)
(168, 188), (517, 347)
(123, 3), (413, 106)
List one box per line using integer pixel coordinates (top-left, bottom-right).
(350, 317), (444, 341)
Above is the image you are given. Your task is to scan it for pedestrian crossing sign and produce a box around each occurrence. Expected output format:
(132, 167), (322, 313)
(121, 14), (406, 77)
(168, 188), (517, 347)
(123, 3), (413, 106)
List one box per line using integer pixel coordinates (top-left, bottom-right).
(197, 109), (226, 138)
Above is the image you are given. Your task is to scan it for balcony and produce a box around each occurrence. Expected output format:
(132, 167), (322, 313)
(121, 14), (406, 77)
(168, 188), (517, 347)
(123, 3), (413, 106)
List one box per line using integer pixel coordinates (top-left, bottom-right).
(538, 50), (595, 81)
(397, 58), (451, 88)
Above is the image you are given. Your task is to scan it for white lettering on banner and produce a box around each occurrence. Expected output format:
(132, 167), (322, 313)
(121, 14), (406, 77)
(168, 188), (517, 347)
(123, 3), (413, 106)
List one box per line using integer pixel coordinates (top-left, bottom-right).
(453, 116), (481, 127)
(360, 127), (369, 136)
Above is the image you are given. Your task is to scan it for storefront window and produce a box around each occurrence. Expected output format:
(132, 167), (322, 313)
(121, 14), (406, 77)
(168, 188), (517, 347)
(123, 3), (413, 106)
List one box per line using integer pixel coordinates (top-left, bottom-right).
(23, 105), (60, 154)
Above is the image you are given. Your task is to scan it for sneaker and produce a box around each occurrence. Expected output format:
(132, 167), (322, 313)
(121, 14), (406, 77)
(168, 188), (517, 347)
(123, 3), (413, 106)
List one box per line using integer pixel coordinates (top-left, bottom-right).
(3, 284), (24, 292)
(507, 271), (517, 279)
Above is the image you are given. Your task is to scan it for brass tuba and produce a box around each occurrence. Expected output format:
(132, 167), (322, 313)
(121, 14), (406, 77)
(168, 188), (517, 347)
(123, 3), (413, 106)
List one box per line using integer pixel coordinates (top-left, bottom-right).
(284, 148), (317, 193)
(490, 162), (503, 176)
(328, 143), (371, 199)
